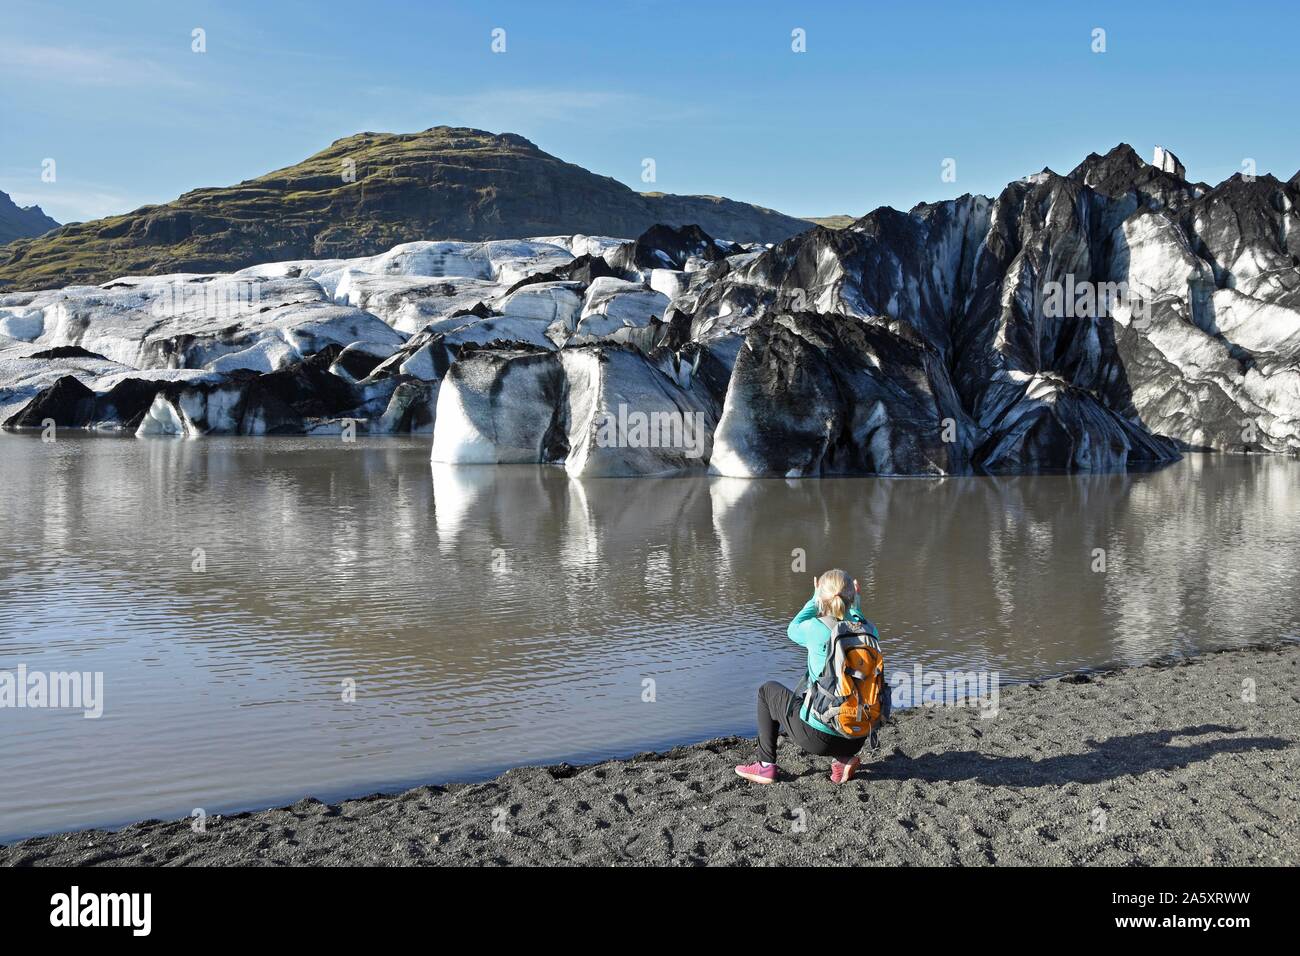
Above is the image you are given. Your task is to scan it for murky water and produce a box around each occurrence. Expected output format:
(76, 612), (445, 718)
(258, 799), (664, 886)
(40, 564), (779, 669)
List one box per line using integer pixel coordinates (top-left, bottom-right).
(1, 434), (1297, 840)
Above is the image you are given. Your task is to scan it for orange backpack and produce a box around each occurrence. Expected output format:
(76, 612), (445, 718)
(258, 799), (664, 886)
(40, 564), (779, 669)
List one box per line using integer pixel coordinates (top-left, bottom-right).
(803, 616), (889, 741)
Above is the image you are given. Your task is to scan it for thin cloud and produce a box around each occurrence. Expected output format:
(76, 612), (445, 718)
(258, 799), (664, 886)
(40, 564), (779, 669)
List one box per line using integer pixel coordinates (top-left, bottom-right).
(0, 42), (196, 90)
(4, 185), (146, 224)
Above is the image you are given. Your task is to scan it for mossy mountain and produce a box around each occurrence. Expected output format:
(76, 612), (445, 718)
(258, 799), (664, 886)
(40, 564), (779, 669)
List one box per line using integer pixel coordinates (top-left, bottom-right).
(0, 127), (810, 291)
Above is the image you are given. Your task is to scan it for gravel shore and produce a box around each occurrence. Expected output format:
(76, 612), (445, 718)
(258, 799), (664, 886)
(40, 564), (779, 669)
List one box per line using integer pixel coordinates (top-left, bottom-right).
(3, 643), (1297, 866)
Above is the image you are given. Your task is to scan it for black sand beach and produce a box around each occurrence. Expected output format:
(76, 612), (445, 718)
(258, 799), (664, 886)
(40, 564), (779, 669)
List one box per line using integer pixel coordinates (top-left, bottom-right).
(4, 643), (1297, 866)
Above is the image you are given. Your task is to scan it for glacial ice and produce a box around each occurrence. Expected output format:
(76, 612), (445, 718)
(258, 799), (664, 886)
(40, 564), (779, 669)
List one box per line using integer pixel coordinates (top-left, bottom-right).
(5, 158), (1300, 474)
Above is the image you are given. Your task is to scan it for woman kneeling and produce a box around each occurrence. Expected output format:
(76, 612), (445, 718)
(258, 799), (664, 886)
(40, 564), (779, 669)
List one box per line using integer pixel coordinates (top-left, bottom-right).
(735, 569), (876, 785)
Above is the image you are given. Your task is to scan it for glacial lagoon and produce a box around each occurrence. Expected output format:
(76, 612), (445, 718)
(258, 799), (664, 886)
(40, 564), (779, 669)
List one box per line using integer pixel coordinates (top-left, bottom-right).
(1, 434), (1297, 839)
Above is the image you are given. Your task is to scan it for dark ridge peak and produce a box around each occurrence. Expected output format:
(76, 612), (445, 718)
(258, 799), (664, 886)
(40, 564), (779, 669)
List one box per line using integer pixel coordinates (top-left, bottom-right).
(910, 192), (987, 217)
(759, 216), (869, 264)
(1192, 171), (1288, 212)
(1106, 142), (1143, 162)
(1001, 167), (1061, 189)
(612, 222), (736, 272)
(1067, 142), (1145, 182)
(1222, 170), (1283, 188)
(637, 222), (717, 248)
(853, 204), (913, 227)
(995, 169), (1073, 204)
(1065, 142), (1204, 210)
(835, 207), (924, 252)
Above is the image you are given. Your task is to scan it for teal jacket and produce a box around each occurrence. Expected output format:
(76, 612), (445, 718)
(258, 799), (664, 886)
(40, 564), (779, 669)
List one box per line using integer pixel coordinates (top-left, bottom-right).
(787, 593), (868, 736)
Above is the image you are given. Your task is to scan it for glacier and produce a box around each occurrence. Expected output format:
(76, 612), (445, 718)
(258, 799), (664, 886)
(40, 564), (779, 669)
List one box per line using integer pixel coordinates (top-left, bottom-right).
(3, 143), (1298, 476)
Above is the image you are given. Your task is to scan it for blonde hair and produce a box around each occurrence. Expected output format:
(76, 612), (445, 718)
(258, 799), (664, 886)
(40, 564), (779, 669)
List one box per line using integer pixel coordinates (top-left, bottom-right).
(815, 569), (855, 620)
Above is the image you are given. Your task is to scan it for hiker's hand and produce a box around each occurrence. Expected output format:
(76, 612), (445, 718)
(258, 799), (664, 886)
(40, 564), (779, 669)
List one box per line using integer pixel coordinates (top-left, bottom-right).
(853, 579), (860, 594)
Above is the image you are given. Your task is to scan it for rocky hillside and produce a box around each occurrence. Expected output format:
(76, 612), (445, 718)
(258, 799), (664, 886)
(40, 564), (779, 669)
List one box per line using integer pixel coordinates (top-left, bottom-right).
(0, 127), (810, 291)
(0, 190), (58, 246)
(2, 144), (1297, 476)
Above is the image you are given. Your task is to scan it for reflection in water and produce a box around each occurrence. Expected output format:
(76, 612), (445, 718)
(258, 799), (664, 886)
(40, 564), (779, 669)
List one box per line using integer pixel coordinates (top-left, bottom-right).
(1, 434), (1297, 839)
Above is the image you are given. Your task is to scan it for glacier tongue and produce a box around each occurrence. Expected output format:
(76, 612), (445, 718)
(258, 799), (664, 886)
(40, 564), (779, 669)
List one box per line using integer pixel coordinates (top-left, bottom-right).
(4, 154), (1300, 474)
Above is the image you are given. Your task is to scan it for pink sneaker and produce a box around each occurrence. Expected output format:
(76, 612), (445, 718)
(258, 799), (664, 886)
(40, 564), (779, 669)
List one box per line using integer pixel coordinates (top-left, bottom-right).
(735, 761), (778, 784)
(830, 756), (861, 784)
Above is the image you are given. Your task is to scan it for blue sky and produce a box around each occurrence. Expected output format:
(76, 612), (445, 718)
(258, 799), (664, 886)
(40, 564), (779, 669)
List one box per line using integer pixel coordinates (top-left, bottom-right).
(2, 0), (1297, 225)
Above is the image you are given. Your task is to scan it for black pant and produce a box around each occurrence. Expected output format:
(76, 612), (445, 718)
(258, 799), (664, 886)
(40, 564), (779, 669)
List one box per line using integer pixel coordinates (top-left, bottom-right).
(756, 680), (865, 764)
